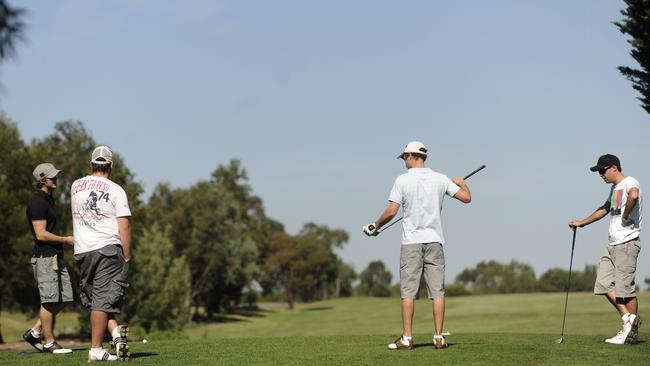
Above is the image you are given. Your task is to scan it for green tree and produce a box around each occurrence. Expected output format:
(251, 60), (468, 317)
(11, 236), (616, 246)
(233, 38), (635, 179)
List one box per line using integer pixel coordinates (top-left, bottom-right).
(0, 0), (24, 62)
(455, 260), (538, 294)
(538, 265), (597, 292)
(123, 224), (191, 332)
(146, 160), (275, 316)
(615, 0), (650, 114)
(356, 260), (392, 297)
(0, 115), (33, 343)
(262, 232), (302, 309)
(334, 260), (357, 297)
(294, 223), (349, 301)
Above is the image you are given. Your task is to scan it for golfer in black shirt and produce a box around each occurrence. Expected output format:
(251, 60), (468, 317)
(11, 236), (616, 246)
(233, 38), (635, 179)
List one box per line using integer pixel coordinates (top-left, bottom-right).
(22, 163), (74, 354)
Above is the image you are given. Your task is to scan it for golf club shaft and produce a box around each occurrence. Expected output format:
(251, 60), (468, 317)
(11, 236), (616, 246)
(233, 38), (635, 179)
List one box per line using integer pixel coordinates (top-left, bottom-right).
(377, 165), (486, 234)
(559, 228), (577, 338)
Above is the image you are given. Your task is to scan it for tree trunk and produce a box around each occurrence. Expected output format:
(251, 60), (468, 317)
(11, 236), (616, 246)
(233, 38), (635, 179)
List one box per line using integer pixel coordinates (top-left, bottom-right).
(286, 290), (294, 310)
(335, 278), (341, 298)
(0, 301), (4, 344)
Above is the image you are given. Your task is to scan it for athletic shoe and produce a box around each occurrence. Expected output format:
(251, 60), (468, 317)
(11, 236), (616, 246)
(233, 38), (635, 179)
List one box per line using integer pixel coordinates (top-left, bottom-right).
(22, 329), (43, 352)
(42, 341), (73, 354)
(387, 336), (414, 350)
(88, 348), (118, 362)
(433, 334), (448, 349)
(623, 314), (640, 344)
(629, 317), (642, 344)
(112, 325), (130, 361)
(605, 330), (626, 345)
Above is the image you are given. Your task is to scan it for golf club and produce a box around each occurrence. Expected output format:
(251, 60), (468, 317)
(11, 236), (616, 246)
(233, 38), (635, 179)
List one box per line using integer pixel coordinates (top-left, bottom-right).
(555, 228), (577, 344)
(372, 164), (486, 234)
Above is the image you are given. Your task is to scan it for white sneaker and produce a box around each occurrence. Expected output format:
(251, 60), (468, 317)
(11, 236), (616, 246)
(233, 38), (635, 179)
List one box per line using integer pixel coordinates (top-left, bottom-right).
(111, 325), (130, 361)
(88, 348), (118, 362)
(42, 341), (72, 354)
(433, 334), (448, 349)
(387, 336), (413, 350)
(623, 314), (640, 344)
(605, 330), (626, 345)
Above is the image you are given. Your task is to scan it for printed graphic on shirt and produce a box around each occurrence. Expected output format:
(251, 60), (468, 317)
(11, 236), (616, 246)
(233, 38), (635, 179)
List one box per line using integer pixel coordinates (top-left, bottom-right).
(72, 179), (112, 225)
(610, 189), (623, 216)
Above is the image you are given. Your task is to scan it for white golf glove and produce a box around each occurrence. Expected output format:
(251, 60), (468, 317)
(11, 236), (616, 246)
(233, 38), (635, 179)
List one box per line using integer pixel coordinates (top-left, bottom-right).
(363, 223), (379, 236)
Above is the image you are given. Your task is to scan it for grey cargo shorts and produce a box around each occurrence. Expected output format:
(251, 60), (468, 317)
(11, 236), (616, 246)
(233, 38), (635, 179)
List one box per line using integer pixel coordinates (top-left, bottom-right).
(75, 245), (129, 313)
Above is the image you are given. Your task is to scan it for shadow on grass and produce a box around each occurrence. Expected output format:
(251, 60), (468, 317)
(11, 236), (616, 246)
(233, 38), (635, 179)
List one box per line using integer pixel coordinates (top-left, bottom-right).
(192, 306), (271, 324)
(131, 352), (158, 359)
(301, 306), (334, 312)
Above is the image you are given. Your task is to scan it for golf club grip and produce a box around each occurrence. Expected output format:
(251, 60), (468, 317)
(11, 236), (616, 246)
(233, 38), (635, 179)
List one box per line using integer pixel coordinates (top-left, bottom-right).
(378, 165), (485, 234)
(463, 164), (486, 180)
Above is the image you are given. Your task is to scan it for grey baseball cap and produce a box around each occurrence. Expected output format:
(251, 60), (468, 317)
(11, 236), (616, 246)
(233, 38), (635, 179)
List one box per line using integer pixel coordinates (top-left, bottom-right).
(33, 163), (61, 181)
(91, 145), (113, 165)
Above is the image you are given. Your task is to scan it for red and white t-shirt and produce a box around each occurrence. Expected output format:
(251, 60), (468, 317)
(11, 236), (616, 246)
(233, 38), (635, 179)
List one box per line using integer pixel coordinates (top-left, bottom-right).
(71, 176), (131, 254)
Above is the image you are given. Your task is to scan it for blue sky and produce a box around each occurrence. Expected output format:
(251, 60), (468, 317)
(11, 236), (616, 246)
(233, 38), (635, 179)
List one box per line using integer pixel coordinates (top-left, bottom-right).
(2, 0), (649, 286)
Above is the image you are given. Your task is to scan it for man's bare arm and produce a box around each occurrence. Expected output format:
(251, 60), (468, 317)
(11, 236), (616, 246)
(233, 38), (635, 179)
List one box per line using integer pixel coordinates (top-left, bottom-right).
(117, 217), (132, 262)
(32, 220), (74, 245)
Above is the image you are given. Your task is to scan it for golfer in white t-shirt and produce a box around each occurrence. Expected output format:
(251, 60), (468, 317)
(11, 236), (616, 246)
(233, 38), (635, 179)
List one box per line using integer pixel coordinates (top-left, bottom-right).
(71, 145), (132, 362)
(363, 141), (471, 350)
(568, 154), (643, 345)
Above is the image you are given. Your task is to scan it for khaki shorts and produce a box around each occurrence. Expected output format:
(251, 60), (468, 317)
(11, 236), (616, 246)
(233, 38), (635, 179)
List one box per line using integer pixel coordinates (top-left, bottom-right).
(594, 238), (641, 298)
(31, 254), (74, 304)
(400, 243), (445, 299)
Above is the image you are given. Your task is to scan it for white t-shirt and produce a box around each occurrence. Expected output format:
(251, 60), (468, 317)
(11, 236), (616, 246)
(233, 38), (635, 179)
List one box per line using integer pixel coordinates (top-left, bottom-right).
(607, 176), (642, 245)
(71, 176), (132, 254)
(388, 168), (461, 245)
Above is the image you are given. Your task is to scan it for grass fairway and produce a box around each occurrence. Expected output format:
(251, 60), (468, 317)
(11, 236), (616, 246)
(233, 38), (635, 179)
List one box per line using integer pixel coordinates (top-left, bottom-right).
(2, 292), (649, 365)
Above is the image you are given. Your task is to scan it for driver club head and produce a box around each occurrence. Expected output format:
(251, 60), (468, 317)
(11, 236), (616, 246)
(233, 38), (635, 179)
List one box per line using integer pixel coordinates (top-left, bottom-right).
(554, 337), (564, 344)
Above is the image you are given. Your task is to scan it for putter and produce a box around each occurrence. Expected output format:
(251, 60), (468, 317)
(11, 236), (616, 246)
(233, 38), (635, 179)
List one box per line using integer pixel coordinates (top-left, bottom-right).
(555, 228), (577, 344)
(372, 165), (486, 234)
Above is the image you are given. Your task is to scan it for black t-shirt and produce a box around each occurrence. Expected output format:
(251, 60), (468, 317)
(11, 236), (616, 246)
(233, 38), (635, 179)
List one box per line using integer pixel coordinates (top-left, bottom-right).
(26, 190), (63, 257)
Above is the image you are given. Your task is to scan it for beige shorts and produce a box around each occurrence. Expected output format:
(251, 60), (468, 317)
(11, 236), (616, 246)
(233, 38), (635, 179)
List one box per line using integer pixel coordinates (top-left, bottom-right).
(400, 243), (445, 299)
(31, 254), (74, 304)
(594, 238), (641, 298)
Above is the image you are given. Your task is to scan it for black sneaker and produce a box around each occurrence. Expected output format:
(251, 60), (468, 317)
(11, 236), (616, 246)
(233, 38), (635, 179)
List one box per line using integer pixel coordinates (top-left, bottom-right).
(42, 341), (72, 354)
(112, 325), (130, 361)
(22, 329), (43, 352)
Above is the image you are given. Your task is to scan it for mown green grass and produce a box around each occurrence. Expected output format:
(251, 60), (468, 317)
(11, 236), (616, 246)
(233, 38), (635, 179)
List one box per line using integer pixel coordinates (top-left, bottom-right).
(2, 292), (649, 365)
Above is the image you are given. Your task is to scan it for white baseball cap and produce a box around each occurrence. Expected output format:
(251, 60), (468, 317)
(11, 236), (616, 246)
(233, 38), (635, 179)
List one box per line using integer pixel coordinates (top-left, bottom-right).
(397, 141), (428, 159)
(91, 145), (113, 165)
(33, 163), (61, 181)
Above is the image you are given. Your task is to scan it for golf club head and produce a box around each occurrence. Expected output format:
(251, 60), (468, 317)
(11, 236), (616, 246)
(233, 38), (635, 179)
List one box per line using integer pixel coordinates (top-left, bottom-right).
(554, 337), (564, 344)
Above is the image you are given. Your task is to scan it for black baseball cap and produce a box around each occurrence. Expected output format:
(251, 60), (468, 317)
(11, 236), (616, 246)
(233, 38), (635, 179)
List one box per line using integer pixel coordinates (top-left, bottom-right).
(589, 154), (620, 172)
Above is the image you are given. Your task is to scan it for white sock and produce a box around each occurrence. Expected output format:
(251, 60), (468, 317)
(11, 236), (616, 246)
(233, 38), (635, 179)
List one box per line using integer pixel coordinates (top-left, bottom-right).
(401, 336), (411, 344)
(90, 347), (104, 354)
(622, 313), (631, 322)
(43, 341), (54, 348)
(111, 327), (121, 340)
(31, 328), (41, 338)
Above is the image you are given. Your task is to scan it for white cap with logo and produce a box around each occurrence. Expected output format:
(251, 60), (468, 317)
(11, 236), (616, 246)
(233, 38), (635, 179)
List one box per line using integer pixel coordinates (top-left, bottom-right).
(91, 145), (113, 165)
(32, 163), (61, 181)
(397, 141), (428, 159)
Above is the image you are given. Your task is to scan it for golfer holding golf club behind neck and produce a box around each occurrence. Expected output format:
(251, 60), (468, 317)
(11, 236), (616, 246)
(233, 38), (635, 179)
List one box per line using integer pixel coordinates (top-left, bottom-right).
(363, 141), (471, 350)
(568, 154), (642, 345)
